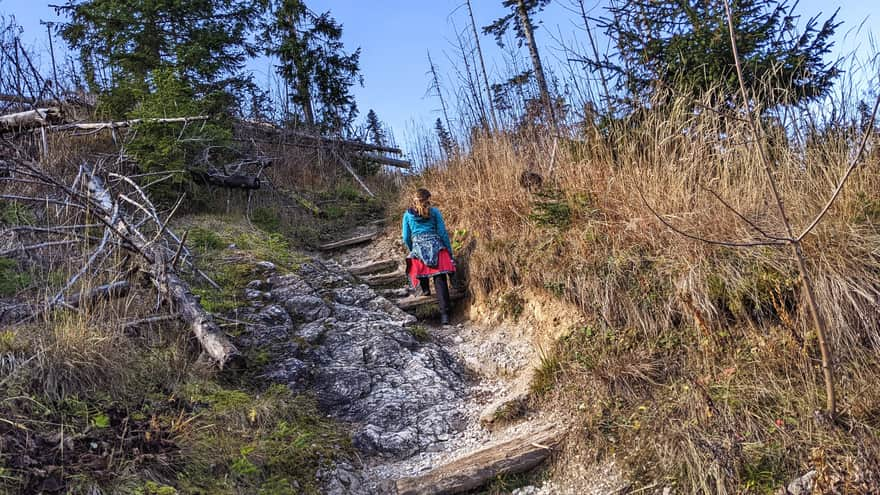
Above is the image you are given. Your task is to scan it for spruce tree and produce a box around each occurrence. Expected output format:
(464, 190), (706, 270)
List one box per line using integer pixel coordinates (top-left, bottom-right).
(365, 109), (385, 147)
(57, 0), (265, 114)
(600, 0), (840, 109)
(264, 0), (361, 133)
(435, 118), (455, 157)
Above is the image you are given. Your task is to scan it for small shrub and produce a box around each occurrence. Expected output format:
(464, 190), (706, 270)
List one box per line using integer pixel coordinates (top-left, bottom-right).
(251, 207), (282, 233)
(530, 353), (561, 397)
(0, 258), (31, 297)
(0, 201), (35, 225)
(499, 290), (524, 321)
(188, 227), (225, 253)
(528, 190), (571, 230)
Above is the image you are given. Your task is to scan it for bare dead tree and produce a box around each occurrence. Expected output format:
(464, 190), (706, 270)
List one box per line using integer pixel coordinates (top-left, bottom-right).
(452, 20), (490, 133)
(515, 0), (557, 130)
(465, 0), (500, 131)
(427, 50), (455, 139)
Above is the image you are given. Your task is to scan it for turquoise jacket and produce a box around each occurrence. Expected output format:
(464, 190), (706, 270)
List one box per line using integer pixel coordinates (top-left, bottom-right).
(401, 207), (452, 253)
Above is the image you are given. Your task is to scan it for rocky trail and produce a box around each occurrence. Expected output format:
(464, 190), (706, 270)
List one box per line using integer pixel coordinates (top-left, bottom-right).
(235, 222), (570, 494)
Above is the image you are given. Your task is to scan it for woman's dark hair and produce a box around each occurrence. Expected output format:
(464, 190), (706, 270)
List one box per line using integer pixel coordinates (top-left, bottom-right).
(411, 188), (431, 218)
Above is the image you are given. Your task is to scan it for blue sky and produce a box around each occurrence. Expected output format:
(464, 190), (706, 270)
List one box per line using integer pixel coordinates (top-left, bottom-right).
(1, 0), (877, 153)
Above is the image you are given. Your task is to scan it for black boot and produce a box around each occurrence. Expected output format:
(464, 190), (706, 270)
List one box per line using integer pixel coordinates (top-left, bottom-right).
(419, 277), (431, 296)
(435, 274), (451, 325)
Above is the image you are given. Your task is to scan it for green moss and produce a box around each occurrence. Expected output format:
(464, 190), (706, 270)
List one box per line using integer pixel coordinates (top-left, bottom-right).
(177, 384), (350, 495)
(408, 324), (430, 342)
(142, 481), (178, 495)
(180, 381), (251, 413)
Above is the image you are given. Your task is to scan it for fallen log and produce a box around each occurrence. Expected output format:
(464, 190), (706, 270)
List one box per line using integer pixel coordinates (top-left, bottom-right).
(0, 107), (63, 133)
(318, 231), (381, 251)
(66, 281), (131, 308)
(333, 150), (375, 198)
(357, 152), (412, 169)
(235, 120), (404, 155)
(396, 424), (565, 495)
(196, 171), (261, 190)
(86, 171), (240, 368)
(48, 115), (209, 132)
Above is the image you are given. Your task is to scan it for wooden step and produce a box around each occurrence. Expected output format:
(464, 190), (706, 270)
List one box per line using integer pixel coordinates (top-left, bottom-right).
(362, 269), (407, 286)
(349, 258), (398, 276)
(380, 288), (410, 299)
(395, 423), (565, 495)
(394, 291), (464, 310)
(318, 230), (381, 251)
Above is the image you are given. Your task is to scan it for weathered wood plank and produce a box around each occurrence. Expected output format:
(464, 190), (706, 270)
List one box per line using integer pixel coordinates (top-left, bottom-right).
(394, 291), (464, 310)
(362, 269), (407, 286)
(318, 231), (380, 251)
(396, 424), (565, 495)
(349, 259), (398, 276)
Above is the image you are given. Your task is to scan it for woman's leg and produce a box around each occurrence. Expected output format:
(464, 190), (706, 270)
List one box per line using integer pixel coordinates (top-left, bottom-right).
(419, 277), (431, 296)
(434, 273), (451, 324)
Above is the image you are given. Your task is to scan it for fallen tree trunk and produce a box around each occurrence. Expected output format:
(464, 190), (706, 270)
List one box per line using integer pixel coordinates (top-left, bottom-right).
(66, 281), (131, 308)
(86, 171), (240, 367)
(0, 107), (62, 133)
(396, 424), (565, 495)
(48, 115), (209, 132)
(357, 152), (412, 169)
(236, 120), (404, 155)
(200, 172), (261, 190)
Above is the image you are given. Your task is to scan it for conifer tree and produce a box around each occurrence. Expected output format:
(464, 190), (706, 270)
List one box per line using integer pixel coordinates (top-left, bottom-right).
(263, 0), (361, 133)
(435, 118), (455, 157)
(57, 0), (265, 113)
(600, 0), (840, 109)
(365, 109), (385, 147)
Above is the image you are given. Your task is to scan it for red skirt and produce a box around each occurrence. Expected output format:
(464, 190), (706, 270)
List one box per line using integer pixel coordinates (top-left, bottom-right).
(406, 249), (456, 288)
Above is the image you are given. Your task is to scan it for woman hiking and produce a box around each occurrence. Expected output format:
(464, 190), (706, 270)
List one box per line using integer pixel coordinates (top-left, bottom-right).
(402, 188), (455, 325)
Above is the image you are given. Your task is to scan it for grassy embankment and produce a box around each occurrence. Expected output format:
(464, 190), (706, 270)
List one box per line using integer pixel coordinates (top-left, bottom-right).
(418, 95), (880, 492)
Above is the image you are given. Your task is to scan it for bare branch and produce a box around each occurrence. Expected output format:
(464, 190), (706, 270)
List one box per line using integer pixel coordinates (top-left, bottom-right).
(638, 187), (787, 248)
(797, 93), (880, 241)
(698, 184), (790, 242)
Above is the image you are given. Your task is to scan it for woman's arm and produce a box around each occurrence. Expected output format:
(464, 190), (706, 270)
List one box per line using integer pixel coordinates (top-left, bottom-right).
(433, 208), (453, 253)
(401, 212), (413, 251)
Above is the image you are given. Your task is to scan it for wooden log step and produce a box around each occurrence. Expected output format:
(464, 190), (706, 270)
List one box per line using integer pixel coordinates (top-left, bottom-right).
(349, 258), (398, 276)
(318, 231), (380, 251)
(362, 269), (407, 286)
(395, 423), (565, 495)
(380, 288), (410, 299)
(394, 291), (464, 310)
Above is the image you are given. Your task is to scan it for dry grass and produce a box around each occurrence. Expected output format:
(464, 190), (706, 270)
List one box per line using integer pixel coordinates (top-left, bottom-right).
(415, 92), (880, 491)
